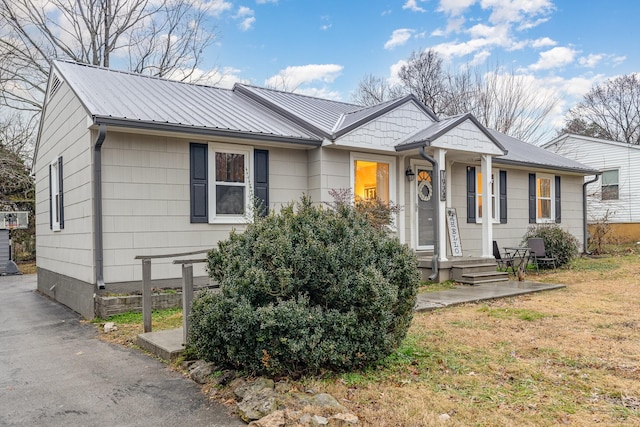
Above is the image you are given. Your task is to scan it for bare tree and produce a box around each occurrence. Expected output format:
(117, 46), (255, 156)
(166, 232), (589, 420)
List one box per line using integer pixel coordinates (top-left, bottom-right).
(350, 74), (406, 106)
(351, 49), (559, 142)
(0, 0), (219, 112)
(0, 109), (38, 166)
(562, 74), (640, 144)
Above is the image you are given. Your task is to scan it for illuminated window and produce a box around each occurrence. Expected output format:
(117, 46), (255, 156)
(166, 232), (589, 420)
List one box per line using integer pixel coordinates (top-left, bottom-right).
(537, 175), (552, 220)
(353, 160), (389, 203)
(476, 170), (497, 221)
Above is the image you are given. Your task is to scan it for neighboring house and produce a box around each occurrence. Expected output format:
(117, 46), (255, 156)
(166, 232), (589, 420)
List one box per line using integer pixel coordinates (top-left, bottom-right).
(34, 61), (597, 318)
(544, 133), (640, 241)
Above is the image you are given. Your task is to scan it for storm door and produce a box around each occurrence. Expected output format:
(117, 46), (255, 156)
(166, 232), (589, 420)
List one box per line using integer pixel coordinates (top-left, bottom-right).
(416, 167), (435, 250)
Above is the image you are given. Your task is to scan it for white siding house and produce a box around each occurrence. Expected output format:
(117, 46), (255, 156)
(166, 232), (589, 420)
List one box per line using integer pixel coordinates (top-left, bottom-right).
(35, 61), (597, 318)
(543, 133), (640, 242)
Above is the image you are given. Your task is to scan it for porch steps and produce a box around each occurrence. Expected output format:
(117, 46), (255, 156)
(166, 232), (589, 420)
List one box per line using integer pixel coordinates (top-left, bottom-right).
(451, 262), (509, 285)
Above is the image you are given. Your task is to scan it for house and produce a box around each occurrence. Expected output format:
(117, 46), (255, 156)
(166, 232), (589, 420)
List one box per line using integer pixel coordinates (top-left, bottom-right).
(34, 60), (597, 318)
(544, 133), (640, 242)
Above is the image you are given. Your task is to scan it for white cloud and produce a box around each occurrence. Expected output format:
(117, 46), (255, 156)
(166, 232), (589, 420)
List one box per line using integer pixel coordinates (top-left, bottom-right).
(579, 53), (604, 68)
(438, 0), (476, 16)
(235, 6), (255, 31)
(388, 59), (408, 87)
(403, 0), (426, 13)
(206, 0), (233, 17)
(470, 50), (491, 66)
(482, 0), (555, 25)
(320, 24), (332, 31)
(166, 66), (247, 89)
(529, 46), (577, 70)
(264, 64), (343, 90)
(612, 55), (626, 67)
(256, 0), (277, 3)
(531, 37), (556, 48)
(384, 29), (414, 50)
(296, 87), (342, 101)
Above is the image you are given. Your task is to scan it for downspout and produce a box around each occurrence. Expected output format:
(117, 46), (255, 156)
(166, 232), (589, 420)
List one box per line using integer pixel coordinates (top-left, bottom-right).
(582, 173), (600, 255)
(419, 146), (439, 281)
(93, 124), (107, 289)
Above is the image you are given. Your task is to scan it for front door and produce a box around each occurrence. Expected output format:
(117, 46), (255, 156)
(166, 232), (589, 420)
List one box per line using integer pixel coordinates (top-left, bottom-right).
(416, 167), (435, 250)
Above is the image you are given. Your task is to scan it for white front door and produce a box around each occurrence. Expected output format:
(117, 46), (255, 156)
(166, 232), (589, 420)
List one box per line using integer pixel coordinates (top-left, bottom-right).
(415, 166), (435, 250)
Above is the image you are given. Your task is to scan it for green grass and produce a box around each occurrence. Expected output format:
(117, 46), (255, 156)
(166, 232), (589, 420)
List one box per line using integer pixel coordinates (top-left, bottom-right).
(419, 280), (457, 293)
(569, 256), (620, 272)
(93, 307), (182, 326)
(478, 305), (548, 321)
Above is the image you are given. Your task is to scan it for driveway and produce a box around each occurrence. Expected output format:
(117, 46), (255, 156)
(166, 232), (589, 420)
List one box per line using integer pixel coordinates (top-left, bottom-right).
(0, 274), (244, 427)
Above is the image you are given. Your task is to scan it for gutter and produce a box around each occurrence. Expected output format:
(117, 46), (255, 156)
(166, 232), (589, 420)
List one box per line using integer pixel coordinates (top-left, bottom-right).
(582, 173), (601, 255)
(93, 124), (107, 289)
(419, 146), (439, 281)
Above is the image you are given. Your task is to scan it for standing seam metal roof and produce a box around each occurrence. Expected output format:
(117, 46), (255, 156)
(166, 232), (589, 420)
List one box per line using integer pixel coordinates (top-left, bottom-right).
(52, 60), (322, 142)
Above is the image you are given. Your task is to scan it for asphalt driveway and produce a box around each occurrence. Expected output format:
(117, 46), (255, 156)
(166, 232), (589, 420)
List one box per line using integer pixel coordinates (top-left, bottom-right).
(0, 274), (244, 427)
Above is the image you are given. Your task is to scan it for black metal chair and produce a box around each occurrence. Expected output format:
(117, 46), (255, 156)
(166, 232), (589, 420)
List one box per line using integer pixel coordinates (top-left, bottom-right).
(527, 238), (557, 271)
(493, 240), (514, 272)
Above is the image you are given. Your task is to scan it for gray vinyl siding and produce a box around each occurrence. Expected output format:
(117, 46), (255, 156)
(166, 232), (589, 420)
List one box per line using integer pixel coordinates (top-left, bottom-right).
(35, 80), (94, 283)
(100, 133), (310, 284)
(546, 135), (640, 224)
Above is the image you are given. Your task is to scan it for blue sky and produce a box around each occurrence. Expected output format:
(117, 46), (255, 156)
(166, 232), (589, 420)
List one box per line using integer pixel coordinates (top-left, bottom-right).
(197, 0), (639, 135)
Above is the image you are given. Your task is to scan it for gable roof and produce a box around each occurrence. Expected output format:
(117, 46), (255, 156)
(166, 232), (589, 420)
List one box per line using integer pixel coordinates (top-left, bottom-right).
(491, 130), (598, 174)
(544, 133), (640, 152)
(50, 60), (322, 145)
(395, 113), (507, 154)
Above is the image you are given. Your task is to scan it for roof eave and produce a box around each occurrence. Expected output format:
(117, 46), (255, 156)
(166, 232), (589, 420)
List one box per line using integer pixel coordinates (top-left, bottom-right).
(493, 157), (599, 175)
(92, 116), (323, 147)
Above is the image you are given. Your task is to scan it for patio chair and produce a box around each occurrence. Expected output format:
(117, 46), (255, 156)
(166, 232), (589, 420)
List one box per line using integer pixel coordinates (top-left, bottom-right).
(493, 240), (514, 272)
(527, 238), (557, 271)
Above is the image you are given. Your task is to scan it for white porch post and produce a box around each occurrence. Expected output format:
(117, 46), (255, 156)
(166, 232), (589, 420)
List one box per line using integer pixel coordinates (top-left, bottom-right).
(435, 148), (448, 261)
(398, 156), (406, 244)
(481, 154), (493, 258)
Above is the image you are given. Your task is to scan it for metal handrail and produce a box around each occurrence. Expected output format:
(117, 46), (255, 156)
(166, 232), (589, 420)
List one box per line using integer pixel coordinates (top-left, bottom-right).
(135, 249), (210, 335)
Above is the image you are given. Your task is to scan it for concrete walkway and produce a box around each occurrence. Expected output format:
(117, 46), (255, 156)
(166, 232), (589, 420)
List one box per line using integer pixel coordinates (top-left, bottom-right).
(0, 274), (244, 427)
(414, 280), (565, 311)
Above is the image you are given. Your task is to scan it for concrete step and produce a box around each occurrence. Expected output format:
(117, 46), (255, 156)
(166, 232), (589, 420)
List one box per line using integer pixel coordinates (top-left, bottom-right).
(458, 271), (509, 285)
(451, 262), (501, 282)
(136, 328), (185, 361)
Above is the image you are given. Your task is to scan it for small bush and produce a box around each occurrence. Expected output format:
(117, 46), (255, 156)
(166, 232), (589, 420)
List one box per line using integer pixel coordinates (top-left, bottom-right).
(522, 224), (579, 267)
(188, 196), (420, 376)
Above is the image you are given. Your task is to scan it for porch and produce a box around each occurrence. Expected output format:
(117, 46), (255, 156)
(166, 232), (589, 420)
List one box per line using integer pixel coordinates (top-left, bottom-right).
(416, 252), (508, 284)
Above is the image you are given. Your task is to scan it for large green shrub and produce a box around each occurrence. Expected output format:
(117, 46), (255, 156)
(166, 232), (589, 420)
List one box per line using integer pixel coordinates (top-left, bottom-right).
(188, 196), (420, 376)
(522, 224), (579, 267)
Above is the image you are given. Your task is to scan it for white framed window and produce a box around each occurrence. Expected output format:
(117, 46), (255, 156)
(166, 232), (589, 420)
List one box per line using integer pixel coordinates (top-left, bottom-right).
(476, 170), (498, 222)
(536, 174), (554, 222)
(601, 169), (619, 200)
(50, 156), (63, 231)
(350, 153), (395, 205)
(208, 143), (253, 223)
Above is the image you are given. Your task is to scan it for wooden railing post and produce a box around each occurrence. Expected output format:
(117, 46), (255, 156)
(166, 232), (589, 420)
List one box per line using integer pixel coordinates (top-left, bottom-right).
(142, 258), (152, 333)
(181, 263), (194, 345)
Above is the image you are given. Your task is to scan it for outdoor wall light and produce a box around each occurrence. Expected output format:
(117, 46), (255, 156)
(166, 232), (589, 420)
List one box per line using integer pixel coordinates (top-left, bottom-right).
(405, 167), (416, 181)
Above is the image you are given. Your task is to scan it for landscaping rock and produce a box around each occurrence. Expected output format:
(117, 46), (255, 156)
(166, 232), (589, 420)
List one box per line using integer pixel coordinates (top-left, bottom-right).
(327, 413), (359, 426)
(438, 413), (451, 422)
(211, 369), (236, 386)
(291, 392), (347, 412)
(237, 388), (279, 422)
(188, 360), (218, 384)
(234, 377), (275, 400)
(308, 414), (329, 426)
(248, 409), (286, 427)
(103, 322), (117, 333)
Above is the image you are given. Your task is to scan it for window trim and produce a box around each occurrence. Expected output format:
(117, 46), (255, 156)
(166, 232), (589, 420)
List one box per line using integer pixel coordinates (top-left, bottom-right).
(350, 152), (396, 206)
(207, 143), (253, 224)
(50, 156), (64, 232)
(476, 169), (500, 224)
(535, 173), (555, 223)
(601, 169), (619, 201)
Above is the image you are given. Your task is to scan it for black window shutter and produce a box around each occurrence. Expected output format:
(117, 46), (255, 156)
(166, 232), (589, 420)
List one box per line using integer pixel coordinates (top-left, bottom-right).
(49, 164), (53, 230)
(190, 143), (208, 223)
(528, 173), (536, 224)
(254, 149), (269, 217)
(466, 166), (476, 223)
(555, 175), (561, 223)
(58, 156), (64, 229)
(499, 170), (507, 224)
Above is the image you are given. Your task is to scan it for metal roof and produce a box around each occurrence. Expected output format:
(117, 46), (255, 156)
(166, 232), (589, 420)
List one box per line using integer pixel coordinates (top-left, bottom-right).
(490, 129), (598, 174)
(52, 60), (322, 144)
(234, 84), (362, 137)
